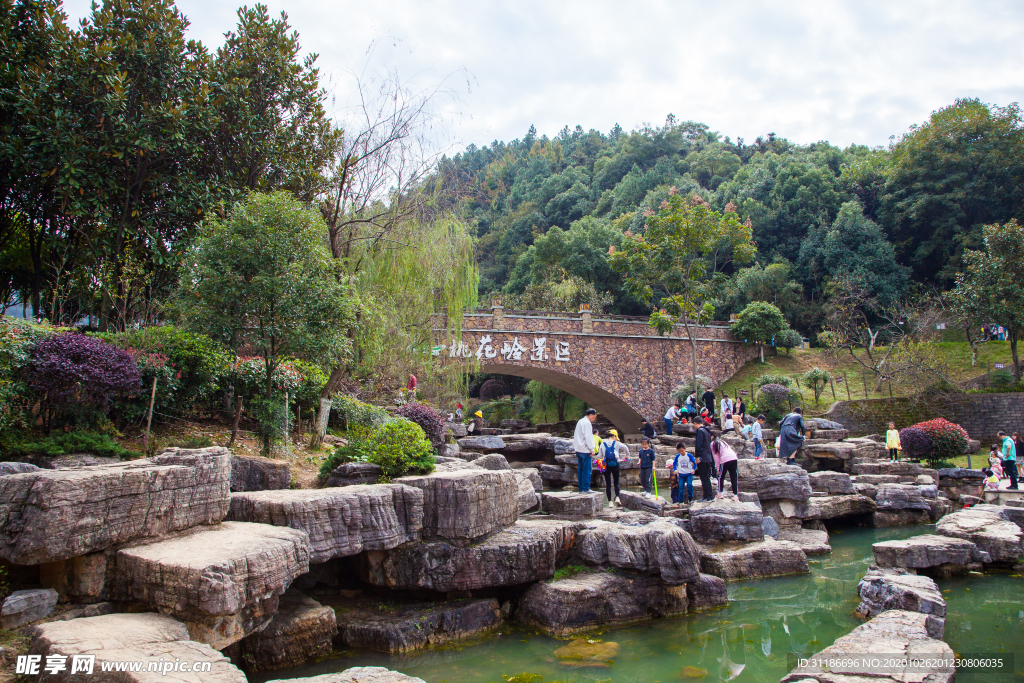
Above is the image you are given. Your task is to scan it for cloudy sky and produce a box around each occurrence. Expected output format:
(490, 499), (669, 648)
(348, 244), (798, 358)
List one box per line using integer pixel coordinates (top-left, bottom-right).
(64, 0), (1024, 151)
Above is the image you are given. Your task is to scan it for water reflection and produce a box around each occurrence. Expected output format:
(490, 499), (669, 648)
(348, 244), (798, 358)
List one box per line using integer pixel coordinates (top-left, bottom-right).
(253, 524), (1024, 683)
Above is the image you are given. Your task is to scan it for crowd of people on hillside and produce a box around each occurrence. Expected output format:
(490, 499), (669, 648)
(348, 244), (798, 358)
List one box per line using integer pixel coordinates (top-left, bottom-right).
(981, 324), (1011, 342)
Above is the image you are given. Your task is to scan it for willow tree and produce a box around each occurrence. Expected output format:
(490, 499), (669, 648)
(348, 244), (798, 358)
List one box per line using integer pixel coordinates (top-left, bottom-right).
(609, 193), (754, 394)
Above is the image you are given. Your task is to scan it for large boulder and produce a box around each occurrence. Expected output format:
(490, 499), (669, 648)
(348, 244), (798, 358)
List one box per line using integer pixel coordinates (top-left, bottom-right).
(804, 494), (876, 520)
(336, 598), (500, 653)
(618, 490), (667, 516)
(113, 521), (311, 649)
(514, 474), (539, 514)
(777, 528), (831, 555)
(807, 471), (855, 495)
(540, 491), (604, 519)
(781, 610), (954, 683)
(936, 507), (1023, 563)
(324, 462), (384, 487)
(873, 534), (985, 575)
(228, 485), (422, 563)
(516, 570), (686, 634)
(358, 519), (583, 592)
(516, 467), (543, 492)
(238, 589), (336, 671)
(473, 454), (512, 471)
(397, 470), (518, 542)
(688, 498), (763, 543)
(0, 447), (230, 564)
(974, 502), (1024, 532)
(26, 612), (246, 682)
(230, 454), (290, 492)
(0, 462), (40, 475)
(698, 538), (809, 580)
(875, 483), (931, 511)
(456, 436), (505, 452)
(736, 460), (811, 502)
(685, 573), (728, 611)
(268, 667), (425, 683)
(574, 520), (702, 584)
(1, 588), (58, 629)
(855, 568), (945, 638)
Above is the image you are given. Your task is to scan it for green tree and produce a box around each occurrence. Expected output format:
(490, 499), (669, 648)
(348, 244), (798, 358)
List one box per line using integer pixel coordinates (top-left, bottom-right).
(776, 327), (803, 355)
(609, 193), (754, 392)
(731, 301), (787, 362)
(952, 219), (1024, 381)
(209, 4), (339, 202)
(734, 260), (803, 316)
(177, 192), (357, 454)
(881, 99), (1024, 284)
(801, 366), (832, 404)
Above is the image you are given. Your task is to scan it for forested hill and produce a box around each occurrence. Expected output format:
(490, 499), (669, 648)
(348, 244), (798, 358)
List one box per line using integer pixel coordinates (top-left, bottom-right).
(439, 100), (1024, 333)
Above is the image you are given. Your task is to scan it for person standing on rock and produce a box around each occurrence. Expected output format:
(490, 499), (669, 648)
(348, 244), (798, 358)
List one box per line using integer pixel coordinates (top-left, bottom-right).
(702, 387), (717, 419)
(886, 422), (902, 462)
(778, 407), (806, 465)
(599, 429), (630, 506)
(672, 442), (696, 504)
(664, 402), (682, 435)
(712, 433), (739, 496)
(998, 430), (1019, 490)
(685, 391), (700, 415)
(693, 415), (716, 501)
(638, 437), (656, 496)
(573, 409), (598, 493)
(734, 396), (747, 422)
(752, 414), (766, 459)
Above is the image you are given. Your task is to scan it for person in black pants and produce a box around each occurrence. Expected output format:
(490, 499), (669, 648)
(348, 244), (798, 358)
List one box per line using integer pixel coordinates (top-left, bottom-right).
(702, 388), (717, 419)
(693, 416), (715, 501)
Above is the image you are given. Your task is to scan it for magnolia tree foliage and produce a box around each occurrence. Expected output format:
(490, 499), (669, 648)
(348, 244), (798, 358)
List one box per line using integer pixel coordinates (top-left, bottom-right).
(609, 193), (754, 394)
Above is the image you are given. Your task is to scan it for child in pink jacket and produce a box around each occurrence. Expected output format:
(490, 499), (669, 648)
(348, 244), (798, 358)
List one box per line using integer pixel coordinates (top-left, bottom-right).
(712, 436), (739, 496)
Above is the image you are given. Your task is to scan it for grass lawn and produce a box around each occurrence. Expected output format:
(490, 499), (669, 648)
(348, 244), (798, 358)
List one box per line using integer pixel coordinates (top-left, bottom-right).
(718, 341), (1018, 416)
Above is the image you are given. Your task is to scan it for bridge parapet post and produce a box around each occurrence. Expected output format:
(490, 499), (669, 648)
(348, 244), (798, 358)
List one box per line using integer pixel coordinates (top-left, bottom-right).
(491, 298), (504, 330)
(579, 303), (592, 333)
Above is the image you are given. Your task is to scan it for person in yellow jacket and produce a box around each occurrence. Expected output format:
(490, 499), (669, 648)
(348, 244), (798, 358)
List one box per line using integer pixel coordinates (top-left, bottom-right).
(886, 422), (901, 462)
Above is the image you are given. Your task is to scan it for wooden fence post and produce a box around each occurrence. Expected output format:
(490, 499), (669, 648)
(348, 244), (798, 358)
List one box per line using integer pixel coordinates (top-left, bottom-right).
(145, 376), (158, 442)
(829, 376), (837, 400)
(862, 373), (869, 398)
(844, 373), (851, 401)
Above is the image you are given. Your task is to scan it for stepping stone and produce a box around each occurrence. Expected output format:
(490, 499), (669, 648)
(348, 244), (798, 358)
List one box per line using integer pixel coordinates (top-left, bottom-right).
(228, 485), (423, 563)
(617, 490), (667, 515)
(540, 490), (604, 519)
(397, 470), (519, 542)
(358, 519), (584, 591)
(238, 588), (336, 671)
(516, 570), (686, 634)
(0, 448), (230, 564)
(689, 498), (763, 543)
(873, 534), (985, 575)
(1, 588), (57, 629)
(114, 521), (311, 649)
(26, 612), (245, 682)
(575, 519), (702, 584)
(936, 507), (1023, 563)
(778, 528), (831, 555)
(268, 667), (426, 683)
(699, 537), (809, 580)
(336, 598), (501, 652)
(856, 568), (945, 638)
(230, 455), (290, 492)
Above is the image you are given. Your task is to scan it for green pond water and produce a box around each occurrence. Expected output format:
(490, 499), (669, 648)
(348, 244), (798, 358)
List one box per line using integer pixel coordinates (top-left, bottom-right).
(258, 525), (1024, 683)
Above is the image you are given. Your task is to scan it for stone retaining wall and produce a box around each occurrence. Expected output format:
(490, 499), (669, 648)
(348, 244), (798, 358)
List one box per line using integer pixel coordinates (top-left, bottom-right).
(822, 393), (1024, 443)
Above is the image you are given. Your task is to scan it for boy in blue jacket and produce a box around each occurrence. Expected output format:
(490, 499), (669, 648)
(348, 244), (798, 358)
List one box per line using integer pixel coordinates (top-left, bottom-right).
(637, 437), (656, 496)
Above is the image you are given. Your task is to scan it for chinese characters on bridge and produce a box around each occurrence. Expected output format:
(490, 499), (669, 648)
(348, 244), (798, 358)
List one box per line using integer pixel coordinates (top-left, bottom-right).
(441, 335), (570, 362)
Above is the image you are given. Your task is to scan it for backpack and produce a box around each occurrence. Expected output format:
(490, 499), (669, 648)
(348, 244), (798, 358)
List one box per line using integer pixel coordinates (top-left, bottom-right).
(603, 441), (619, 467)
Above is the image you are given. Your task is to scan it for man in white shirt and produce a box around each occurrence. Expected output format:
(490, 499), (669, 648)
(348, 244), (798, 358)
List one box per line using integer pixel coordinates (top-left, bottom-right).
(720, 393), (733, 420)
(574, 409), (599, 492)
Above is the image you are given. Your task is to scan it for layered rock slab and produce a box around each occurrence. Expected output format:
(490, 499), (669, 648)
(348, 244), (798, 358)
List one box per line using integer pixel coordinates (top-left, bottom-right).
(737, 460), (812, 502)
(808, 471), (855, 495)
(26, 612), (245, 682)
(268, 667), (425, 683)
(397, 470), (518, 542)
(689, 498), (763, 543)
(781, 610), (954, 683)
(336, 598), (501, 652)
(358, 519), (583, 591)
(238, 589), (336, 671)
(856, 568), (945, 638)
(114, 521), (311, 649)
(1, 588), (58, 629)
(574, 520), (701, 584)
(0, 448), (230, 564)
(873, 534), (984, 574)
(227, 485), (423, 563)
(230, 455), (290, 492)
(935, 506), (1023, 563)
(699, 538), (809, 580)
(516, 570), (686, 634)
(778, 528), (831, 555)
(540, 491), (604, 519)
(685, 573), (729, 611)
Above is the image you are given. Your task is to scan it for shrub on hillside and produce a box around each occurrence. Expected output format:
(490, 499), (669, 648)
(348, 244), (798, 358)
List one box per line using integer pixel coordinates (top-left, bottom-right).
(914, 418), (969, 465)
(479, 378), (509, 401)
(898, 427), (932, 461)
(757, 373), (793, 388)
(331, 395), (393, 431)
(0, 430), (132, 460)
(776, 328), (803, 355)
(0, 317), (58, 430)
(27, 333), (141, 430)
(396, 402), (446, 450)
(756, 383), (791, 413)
(319, 420), (435, 482)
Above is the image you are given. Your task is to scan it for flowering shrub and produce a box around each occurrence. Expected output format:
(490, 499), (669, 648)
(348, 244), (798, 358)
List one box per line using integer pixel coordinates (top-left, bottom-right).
(913, 418), (969, 465)
(396, 402), (446, 450)
(27, 333), (142, 430)
(898, 427), (932, 460)
(230, 357), (305, 397)
(756, 383), (791, 411)
(479, 378), (508, 401)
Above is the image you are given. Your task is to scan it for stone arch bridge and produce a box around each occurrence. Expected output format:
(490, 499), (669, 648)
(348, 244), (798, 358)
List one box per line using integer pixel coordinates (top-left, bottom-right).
(436, 306), (758, 436)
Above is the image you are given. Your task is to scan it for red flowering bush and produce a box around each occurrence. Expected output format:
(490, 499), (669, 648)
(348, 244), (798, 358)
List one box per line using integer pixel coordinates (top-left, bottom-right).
(27, 333), (142, 430)
(898, 427), (932, 460)
(396, 402), (446, 450)
(913, 418), (969, 465)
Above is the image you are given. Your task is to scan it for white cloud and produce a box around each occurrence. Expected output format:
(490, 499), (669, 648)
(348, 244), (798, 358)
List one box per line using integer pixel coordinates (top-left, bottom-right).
(61, 0), (1024, 149)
